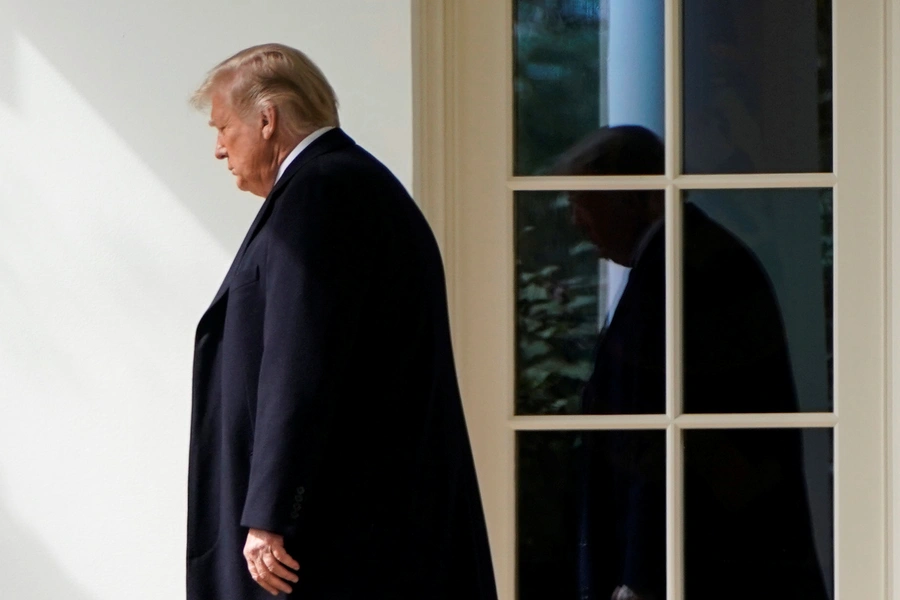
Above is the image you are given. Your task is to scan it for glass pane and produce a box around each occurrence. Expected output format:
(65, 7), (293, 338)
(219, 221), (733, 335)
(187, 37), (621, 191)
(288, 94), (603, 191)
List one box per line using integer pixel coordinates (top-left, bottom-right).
(518, 430), (666, 600)
(683, 0), (833, 173)
(516, 189), (665, 415)
(514, 0), (665, 175)
(683, 190), (833, 413)
(684, 428), (833, 599)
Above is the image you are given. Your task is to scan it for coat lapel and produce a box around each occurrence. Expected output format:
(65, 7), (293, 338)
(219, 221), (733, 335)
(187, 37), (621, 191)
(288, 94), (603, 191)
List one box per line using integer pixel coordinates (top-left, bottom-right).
(592, 225), (665, 355)
(196, 129), (356, 332)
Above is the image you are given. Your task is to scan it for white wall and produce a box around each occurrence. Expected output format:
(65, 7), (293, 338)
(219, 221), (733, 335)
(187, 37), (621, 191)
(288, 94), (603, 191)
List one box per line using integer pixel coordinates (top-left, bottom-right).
(0, 2), (412, 598)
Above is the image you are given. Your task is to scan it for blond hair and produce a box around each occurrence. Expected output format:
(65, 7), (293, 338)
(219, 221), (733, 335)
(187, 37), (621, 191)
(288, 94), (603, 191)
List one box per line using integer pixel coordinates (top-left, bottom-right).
(191, 43), (340, 137)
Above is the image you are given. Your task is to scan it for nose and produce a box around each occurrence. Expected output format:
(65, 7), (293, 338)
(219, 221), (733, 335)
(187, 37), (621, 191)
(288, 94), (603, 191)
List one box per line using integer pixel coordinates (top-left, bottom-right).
(215, 138), (227, 160)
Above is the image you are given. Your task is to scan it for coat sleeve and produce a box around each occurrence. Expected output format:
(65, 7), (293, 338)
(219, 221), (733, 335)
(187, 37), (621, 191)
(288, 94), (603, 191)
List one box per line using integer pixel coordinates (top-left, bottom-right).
(240, 171), (377, 536)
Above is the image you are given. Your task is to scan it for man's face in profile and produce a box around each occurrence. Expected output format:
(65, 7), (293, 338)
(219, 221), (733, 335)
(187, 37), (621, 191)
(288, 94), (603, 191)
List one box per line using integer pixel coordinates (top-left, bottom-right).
(569, 190), (657, 267)
(208, 91), (273, 197)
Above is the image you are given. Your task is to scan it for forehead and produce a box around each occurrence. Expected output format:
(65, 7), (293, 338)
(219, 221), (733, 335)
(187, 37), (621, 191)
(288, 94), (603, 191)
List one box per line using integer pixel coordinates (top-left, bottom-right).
(208, 92), (234, 125)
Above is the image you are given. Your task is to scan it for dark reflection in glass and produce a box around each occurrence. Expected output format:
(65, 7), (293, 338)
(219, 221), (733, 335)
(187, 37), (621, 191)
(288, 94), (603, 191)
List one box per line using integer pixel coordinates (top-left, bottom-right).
(683, 0), (833, 173)
(684, 429), (833, 599)
(516, 127), (666, 415)
(516, 129), (834, 416)
(684, 190), (833, 413)
(516, 126), (835, 599)
(514, 0), (665, 175)
(517, 430), (665, 600)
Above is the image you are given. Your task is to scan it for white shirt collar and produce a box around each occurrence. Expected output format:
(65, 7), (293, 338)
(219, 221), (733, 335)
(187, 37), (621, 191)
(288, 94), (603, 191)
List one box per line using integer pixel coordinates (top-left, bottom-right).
(275, 126), (335, 184)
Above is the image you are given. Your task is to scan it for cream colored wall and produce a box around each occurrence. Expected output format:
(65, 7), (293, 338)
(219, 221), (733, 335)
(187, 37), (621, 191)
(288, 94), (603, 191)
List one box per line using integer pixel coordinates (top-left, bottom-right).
(0, 2), (411, 598)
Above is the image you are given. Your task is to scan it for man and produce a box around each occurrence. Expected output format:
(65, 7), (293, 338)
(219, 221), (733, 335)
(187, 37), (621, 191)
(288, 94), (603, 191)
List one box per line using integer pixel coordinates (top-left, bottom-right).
(186, 44), (497, 599)
(556, 126), (827, 600)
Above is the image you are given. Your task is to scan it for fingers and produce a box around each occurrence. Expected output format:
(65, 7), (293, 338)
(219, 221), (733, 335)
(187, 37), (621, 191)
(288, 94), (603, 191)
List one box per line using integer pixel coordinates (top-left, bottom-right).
(244, 529), (300, 595)
(611, 586), (644, 600)
(247, 559), (280, 596)
(257, 555), (294, 595)
(263, 552), (299, 585)
(272, 546), (301, 571)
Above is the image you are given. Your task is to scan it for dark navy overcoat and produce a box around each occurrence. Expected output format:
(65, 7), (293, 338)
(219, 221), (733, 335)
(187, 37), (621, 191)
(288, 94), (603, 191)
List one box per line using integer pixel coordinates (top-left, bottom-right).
(577, 206), (828, 600)
(187, 129), (497, 600)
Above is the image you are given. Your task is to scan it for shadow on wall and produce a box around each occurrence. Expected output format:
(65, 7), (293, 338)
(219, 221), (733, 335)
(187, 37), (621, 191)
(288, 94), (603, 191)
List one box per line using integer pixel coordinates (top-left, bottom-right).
(0, 476), (96, 600)
(0, 0), (410, 250)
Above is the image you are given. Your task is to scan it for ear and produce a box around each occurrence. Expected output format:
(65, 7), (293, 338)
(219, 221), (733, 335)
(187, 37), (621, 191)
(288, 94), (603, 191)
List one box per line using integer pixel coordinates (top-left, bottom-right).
(260, 104), (277, 140)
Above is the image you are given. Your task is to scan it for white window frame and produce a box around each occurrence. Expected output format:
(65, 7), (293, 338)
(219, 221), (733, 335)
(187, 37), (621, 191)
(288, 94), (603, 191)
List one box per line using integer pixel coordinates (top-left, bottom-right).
(888, 1), (900, 599)
(413, 1), (888, 598)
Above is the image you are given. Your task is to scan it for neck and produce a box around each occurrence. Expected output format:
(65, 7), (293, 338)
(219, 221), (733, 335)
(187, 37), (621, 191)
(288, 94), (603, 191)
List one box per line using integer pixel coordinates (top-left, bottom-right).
(262, 133), (307, 196)
(274, 134), (306, 170)
(627, 216), (664, 267)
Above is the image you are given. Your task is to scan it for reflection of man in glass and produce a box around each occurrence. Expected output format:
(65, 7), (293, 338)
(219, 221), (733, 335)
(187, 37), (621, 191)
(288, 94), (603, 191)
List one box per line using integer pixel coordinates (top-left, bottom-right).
(558, 126), (828, 600)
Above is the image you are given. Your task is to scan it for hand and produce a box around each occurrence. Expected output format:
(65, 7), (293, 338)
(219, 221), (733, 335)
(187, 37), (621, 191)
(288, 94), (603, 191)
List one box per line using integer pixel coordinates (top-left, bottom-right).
(612, 585), (650, 600)
(243, 528), (300, 596)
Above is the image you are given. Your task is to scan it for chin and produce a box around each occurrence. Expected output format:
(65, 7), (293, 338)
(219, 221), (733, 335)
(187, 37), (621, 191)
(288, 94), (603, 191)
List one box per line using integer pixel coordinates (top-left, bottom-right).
(234, 176), (265, 198)
(235, 179), (258, 196)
